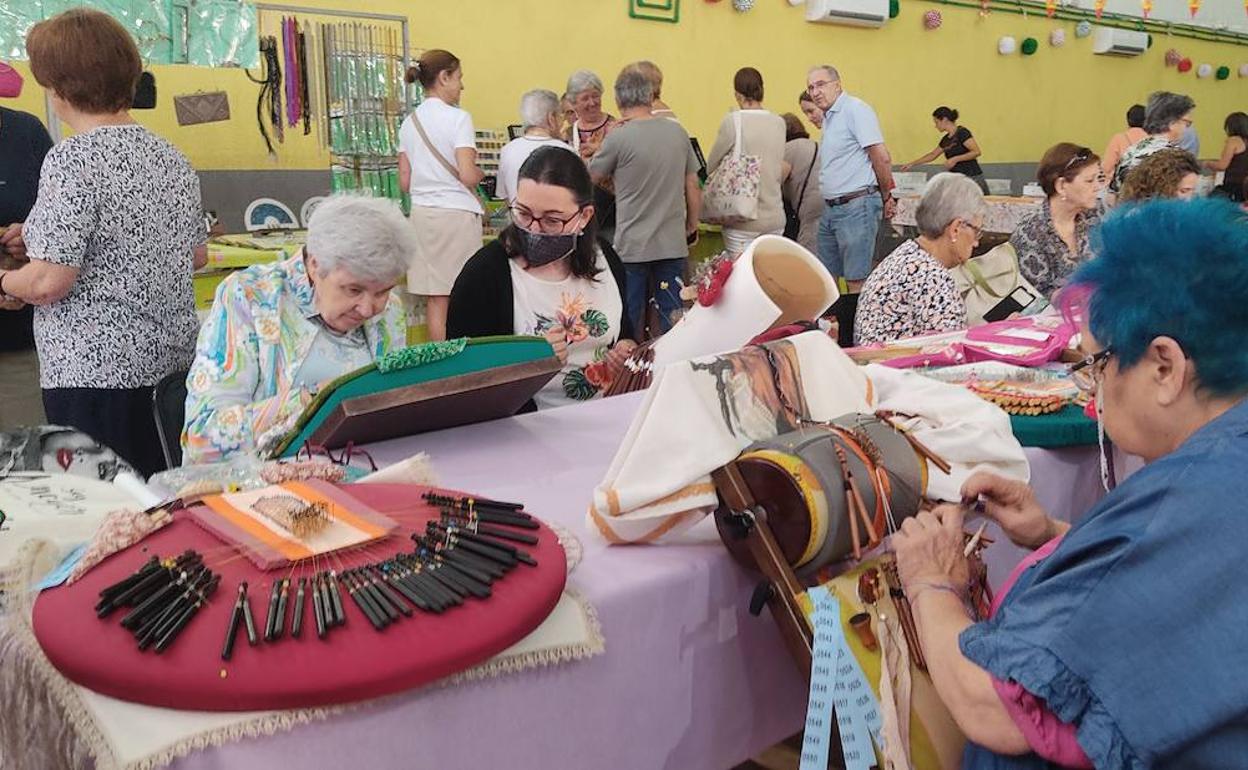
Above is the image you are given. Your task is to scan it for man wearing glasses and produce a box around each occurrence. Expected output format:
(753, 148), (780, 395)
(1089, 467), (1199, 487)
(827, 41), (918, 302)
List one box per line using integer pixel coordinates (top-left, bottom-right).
(804, 65), (896, 344)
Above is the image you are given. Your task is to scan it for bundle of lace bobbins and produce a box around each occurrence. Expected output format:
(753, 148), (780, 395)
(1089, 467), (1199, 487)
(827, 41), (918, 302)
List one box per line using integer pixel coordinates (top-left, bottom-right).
(218, 493), (543, 657)
(95, 550), (221, 654)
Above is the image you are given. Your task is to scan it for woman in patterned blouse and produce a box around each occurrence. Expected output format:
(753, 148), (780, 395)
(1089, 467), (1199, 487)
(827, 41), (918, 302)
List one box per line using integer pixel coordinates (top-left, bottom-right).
(854, 173), (985, 345)
(0, 9), (204, 477)
(182, 196), (412, 464)
(1010, 144), (1104, 299)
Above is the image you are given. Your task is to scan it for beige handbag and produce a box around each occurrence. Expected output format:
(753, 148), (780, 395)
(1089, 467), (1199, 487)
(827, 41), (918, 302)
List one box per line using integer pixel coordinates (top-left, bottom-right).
(952, 243), (1044, 327)
(173, 91), (230, 126)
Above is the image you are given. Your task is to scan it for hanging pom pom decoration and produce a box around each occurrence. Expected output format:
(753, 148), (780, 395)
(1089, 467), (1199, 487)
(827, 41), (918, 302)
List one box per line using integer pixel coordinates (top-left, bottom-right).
(1196, 63), (1213, 78)
(998, 36), (1017, 55)
(924, 10), (942, 29)
(1240, 63), (1248, 78)
(1050, 28), (1066, 47)
(1165, 48), (1182, 66)
(1142, 0), (1153, 18)
(1216, 66), (1230, 80)
(1075, 20), (1093, 37)
(1177, 57), (1193, 73)
(1095, 0), (1106, 18)
(889, 0), (901, 19)
(732, 0), (755, 10)
(1046, 0), (1057, 17)
(1021, 37), (1039, 55)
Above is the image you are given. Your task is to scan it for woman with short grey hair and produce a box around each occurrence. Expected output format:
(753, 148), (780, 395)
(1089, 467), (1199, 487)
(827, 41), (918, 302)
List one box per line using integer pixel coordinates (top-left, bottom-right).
(567, 69), (622, 239)
(496, 89), (573, 204)
(854, 173), (985, 345)
(1110, 91), (1195, 194)
(565, 69), (618, 161)
(182, 194), (413, 463)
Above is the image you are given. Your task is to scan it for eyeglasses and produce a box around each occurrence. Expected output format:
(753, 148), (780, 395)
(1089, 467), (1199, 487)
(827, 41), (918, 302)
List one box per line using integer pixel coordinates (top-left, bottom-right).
(960, 220), (984, 240)
(511, 205), (584, 235)
(1179, 118), (1194, 128)
(296, 441), (378, 472)
(1070, 347), (1113, 393)
(806, 80), (834, 94)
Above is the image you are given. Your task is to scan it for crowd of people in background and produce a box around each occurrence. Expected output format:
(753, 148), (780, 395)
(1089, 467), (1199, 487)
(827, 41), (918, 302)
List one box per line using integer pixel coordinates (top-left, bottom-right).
(1, 6), (1247, 476)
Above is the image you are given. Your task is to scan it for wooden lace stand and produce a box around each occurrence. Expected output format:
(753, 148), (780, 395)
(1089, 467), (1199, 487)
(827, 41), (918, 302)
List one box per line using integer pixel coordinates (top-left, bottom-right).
(712, 463), (851, 769)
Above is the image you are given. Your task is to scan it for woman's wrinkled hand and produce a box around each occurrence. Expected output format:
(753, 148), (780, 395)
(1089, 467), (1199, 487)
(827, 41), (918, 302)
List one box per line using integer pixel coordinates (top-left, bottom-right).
(0, 223), (27, 261)
(961, 471), (1059, 550)
(544, 326), (569, 365)
(893, 504), (970, 590)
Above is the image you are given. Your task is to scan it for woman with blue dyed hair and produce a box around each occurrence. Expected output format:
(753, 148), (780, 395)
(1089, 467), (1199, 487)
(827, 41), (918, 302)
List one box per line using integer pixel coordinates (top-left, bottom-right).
(891, 198), (1248, 768)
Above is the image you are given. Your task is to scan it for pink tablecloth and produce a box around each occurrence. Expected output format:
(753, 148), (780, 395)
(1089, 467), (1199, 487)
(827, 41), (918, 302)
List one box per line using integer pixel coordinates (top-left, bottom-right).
(12, 392), (1116, 770)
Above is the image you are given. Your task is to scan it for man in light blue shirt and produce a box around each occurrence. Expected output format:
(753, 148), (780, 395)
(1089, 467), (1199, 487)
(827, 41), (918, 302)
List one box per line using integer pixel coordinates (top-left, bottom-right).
(805, 66), (895, 310)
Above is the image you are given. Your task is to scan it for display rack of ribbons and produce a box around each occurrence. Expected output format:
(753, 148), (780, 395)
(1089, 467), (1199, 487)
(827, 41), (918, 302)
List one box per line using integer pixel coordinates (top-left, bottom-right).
(247, 7), (409, 207)
(31, 482), (567, 712)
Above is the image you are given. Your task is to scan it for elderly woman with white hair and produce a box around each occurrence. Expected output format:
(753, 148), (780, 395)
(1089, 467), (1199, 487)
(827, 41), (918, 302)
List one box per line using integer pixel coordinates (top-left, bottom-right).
(495, 89), (573, 205)
(566, 69), (619, 161)
(854, 172), (984, 345)
(182, 195), (413, 463)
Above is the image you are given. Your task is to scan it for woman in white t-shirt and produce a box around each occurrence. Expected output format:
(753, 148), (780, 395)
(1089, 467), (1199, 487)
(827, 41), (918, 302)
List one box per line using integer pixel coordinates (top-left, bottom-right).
(706, 67), (790, 258)
(398, 49), (485, 341)
(447, 146), (636, 410)
(495, 89), (574, 205)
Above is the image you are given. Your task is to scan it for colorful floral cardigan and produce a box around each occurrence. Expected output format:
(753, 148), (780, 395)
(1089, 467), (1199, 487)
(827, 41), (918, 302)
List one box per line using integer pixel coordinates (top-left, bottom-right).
(181, 252), (405, 464)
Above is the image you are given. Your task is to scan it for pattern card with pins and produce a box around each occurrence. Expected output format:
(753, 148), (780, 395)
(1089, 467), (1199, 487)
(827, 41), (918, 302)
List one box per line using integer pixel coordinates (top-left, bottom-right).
(32, 483), (567, 712)
(187, 480), (397, 570)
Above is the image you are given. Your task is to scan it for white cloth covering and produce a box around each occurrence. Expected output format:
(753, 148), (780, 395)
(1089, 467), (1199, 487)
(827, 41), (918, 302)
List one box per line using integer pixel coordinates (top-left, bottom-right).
(590, 332), (1029, 543)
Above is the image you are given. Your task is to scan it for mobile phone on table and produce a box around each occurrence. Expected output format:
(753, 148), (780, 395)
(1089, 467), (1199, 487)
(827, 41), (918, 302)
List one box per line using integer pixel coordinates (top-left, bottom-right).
(983, 286), (1039, 323)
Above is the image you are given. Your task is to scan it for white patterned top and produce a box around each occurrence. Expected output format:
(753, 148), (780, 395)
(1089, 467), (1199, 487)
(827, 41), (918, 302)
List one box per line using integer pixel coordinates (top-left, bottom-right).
(23, 125), (203, 388)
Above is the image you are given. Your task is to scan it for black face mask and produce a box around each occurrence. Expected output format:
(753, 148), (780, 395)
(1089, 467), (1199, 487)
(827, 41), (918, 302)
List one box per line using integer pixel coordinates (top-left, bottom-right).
(521, 230), (578, 267)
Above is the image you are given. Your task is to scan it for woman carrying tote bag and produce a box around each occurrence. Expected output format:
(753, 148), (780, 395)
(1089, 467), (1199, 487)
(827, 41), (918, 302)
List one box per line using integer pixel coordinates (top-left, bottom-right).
(398, 49), (485, 341)
(703, 68), (787, 258)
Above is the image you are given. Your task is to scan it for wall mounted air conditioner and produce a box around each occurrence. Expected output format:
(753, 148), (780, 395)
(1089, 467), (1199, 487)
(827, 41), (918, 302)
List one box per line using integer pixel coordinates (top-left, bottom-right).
(805, 0), (889, 28)
(1092, 27), (1148, 57)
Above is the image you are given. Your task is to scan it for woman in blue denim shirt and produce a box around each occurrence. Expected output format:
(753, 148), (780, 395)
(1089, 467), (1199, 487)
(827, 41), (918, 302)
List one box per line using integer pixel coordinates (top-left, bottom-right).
(893, 198), (1248, 769)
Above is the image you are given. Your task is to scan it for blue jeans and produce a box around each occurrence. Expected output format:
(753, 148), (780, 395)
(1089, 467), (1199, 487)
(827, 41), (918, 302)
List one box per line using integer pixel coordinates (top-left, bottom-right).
(624, 258), (686, 338)
(817, 194), (883, 282)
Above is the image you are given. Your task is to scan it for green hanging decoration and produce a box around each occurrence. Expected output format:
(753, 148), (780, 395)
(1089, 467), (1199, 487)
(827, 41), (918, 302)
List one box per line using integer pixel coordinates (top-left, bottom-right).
(1021, 37), (1039, 55)
(629, 0), (680, 23)
(1216, 65), (1231, 79)
(376, 338), (469, 374)
(889, 0), (901, 19)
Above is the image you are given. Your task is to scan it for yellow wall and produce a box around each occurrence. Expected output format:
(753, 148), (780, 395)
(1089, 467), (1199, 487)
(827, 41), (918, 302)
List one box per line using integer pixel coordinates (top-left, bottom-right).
(6, 0), (1247, 170)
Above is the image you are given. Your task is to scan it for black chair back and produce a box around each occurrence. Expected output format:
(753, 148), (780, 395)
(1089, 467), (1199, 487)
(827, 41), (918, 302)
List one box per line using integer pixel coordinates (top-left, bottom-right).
(152, 370), (188, 470)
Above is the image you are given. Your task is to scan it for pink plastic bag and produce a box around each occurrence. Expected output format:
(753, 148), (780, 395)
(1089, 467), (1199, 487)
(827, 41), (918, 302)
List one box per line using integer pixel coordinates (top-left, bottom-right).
(875, 317), (1075, 370)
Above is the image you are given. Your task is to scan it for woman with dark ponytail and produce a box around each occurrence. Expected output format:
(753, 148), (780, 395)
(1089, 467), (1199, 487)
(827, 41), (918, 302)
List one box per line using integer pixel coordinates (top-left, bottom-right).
(397, 49), (485, 341)
(447, 146), (635, 410)
(901, 106), (988, 193)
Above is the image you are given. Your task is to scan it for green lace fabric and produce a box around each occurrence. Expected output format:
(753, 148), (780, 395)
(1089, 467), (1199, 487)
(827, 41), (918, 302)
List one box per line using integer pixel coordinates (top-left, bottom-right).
(376, 338), (468, 374)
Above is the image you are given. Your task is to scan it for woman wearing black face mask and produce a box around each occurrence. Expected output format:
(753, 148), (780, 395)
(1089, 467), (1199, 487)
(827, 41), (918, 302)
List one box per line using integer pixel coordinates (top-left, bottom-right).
(448, 146), (635, 409)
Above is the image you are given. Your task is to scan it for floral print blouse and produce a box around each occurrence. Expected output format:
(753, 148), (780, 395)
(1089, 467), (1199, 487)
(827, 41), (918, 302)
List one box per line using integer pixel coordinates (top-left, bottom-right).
(509, 249), (622, 409)
(182, 252), (406, 464)
(854, 239), (966, 346)
(1009, 199), (1101, 299)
